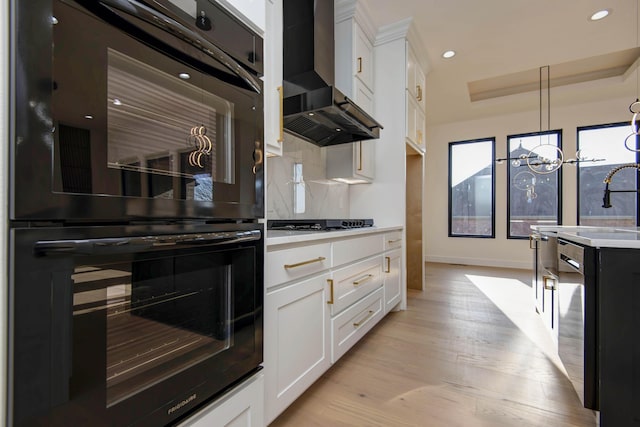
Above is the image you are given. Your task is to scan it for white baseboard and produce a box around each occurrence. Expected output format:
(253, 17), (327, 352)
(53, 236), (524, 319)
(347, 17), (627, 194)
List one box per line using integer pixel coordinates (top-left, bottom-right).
(425, 255), (530, 270)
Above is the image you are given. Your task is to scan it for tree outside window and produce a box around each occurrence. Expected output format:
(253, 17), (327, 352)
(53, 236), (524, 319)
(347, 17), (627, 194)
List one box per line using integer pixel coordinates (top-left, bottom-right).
(506, 130), (562, 239)
(448, 138), (495, 238)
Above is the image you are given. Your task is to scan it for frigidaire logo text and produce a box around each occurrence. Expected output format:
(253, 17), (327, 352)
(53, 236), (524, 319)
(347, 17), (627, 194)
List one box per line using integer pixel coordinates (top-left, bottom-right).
(168, 394), (197, 415)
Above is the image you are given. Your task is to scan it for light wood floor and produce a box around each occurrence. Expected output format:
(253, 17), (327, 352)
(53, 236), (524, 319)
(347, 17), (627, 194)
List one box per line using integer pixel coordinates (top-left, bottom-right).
(269, 263), (599, 427)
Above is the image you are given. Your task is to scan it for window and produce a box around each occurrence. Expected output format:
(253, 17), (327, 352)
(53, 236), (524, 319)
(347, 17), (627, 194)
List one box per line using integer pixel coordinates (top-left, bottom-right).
(577, 123), (638, 226)
(506, 130), (562, 238)
(448, 138), (495, 237)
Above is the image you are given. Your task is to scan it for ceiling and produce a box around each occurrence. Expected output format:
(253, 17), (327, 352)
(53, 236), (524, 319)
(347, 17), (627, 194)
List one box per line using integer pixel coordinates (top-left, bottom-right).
(363, 0), (640, 125)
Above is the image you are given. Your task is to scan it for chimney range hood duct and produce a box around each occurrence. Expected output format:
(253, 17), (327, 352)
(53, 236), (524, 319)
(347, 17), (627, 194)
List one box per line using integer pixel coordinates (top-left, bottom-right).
(282, 0), (383, 146)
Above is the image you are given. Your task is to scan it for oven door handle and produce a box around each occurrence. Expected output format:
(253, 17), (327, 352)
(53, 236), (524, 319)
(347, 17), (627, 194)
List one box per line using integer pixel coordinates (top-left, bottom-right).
(33, 230), (261, 256)
(94, 0), (262, 94)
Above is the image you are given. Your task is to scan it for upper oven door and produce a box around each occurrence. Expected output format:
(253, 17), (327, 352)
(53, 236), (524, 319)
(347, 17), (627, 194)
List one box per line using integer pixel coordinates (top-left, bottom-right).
(12, 0), (264, 222)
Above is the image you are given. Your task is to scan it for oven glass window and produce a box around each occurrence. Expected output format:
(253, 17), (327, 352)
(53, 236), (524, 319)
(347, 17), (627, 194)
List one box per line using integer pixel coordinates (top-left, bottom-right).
(106, 49), (235, 200)
(70, 247), (254, 407)
(51, 1), (258, 202)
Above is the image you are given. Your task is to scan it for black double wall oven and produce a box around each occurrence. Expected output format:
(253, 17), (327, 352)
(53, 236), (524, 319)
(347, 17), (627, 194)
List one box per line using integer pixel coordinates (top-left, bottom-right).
(9, 0), (264, 425)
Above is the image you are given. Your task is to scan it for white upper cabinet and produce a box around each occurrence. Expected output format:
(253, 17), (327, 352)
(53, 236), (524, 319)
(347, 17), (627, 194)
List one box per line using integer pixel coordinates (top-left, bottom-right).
(354, 23), (374, 93)
(406, 42), (426, 112)
(405, 41), (427, 153)
(264, 0), (284, 157)
(335, 0), (376, 117)
(331, 0), (377, 183)
(326, 140), (375, 184)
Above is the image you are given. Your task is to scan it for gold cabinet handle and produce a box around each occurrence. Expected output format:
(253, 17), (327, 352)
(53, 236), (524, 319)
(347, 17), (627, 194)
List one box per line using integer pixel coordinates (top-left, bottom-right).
(543, 275), (556, 291)
(284, 256), (326, 269)
(388, 238), (401, 244)
(353, 310), (374, 327)
(357, 57), (362, 73)
(327, 279), (334, 304)
(357, 141), (363, 171)
(384, 256), (391, 273)
(277, 86), (284, 143)
(416, 84), (422, 102)
(353, 274), (373, 286)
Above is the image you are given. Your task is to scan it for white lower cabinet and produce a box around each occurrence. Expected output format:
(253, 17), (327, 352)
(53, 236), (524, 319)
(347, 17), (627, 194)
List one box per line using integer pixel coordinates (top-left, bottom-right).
(265, 228), (403, 423)
(178, 373), (264, 427)
(383, 248), (402, 314)
(264, 273), (331, 424)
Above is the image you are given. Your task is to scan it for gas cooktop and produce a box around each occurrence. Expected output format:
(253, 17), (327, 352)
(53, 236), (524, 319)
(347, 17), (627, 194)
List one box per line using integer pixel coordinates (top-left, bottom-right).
(267, 219), (374, 231)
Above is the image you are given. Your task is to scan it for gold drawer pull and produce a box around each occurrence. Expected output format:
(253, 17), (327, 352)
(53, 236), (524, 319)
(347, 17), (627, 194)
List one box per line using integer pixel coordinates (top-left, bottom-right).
(353, 310), (374, 327)
(327, 279), (334, 305)
(284, 256), (326, 269)
(353, 274), (373, 286)
(416, 84), (422, 101)
(388, 238), (401, 244)
(357, 57), (362, 73)
(277, 86), (284, 143)
(385, 256), (391, 273)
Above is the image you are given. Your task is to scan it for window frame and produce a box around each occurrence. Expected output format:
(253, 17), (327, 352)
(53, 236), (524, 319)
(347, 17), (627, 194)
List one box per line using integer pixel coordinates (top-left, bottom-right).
(576, 122), (640, 226)
(448, 137), (496, 238)
(506, 129), (563, 239)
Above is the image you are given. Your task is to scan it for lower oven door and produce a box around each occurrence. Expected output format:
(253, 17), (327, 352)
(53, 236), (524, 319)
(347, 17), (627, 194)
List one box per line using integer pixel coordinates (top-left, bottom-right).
(10, 223), (263, 427)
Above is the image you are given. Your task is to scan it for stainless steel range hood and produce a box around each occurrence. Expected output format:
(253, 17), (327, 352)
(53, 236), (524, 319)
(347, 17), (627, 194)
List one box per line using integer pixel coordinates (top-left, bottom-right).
(282, 0), (383, 146)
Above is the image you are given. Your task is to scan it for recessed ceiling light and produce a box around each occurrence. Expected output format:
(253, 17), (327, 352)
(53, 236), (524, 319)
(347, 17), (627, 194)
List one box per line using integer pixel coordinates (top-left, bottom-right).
(113, 98), (122, 106)
(590, 9), (610, 21)
(442, 50), (456, 59)
(178, 72), (191, 80)
(84, 115), (93, 119)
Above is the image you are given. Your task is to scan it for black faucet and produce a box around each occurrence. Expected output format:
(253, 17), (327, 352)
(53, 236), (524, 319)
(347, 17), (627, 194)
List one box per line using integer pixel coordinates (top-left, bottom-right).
(601, 163), (640, 208)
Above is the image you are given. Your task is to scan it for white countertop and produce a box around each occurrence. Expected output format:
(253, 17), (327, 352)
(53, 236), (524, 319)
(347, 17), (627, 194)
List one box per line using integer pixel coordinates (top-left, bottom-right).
(531, 225), (640, 249)
(266, 225), (403, 247)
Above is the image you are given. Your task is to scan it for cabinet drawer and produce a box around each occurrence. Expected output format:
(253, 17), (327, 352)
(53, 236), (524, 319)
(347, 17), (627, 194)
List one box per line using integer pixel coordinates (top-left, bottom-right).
(333, 234), (383, 267)
(331, 287), (384, 363)
(330, 256), (382, 315)
(266, 242), (331, 288)
(384, 230), (403, 250)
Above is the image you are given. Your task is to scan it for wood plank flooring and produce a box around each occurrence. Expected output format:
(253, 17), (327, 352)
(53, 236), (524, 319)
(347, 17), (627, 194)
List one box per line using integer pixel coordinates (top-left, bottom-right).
(269, 263), (599, 427)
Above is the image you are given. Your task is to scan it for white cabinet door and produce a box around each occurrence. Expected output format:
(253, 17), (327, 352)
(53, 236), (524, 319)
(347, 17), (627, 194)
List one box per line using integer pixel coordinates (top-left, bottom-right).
(415, 60), (426, 112)
(264, 273), (331, 424)
(354, 78), (374, 117)
(178, 374), (264, 427)
(264, 0), (283, 157)
(354, 140), (375, 181)
(354, 23), (374, 92)
(383, 249), (402, 313)
(325, 141), (375, 183)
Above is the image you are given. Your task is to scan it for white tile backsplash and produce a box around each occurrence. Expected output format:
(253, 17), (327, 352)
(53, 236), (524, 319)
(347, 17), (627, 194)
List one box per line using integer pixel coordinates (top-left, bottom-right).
(267, 134), (350, 219)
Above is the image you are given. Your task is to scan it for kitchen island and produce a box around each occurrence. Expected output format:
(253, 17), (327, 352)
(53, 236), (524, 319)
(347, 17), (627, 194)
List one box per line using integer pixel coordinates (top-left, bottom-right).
(530, 225), (640, 427)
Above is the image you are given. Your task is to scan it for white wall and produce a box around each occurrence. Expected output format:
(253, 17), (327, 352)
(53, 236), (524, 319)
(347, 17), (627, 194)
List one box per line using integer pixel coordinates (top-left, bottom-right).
(425, 94), (631, 269)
